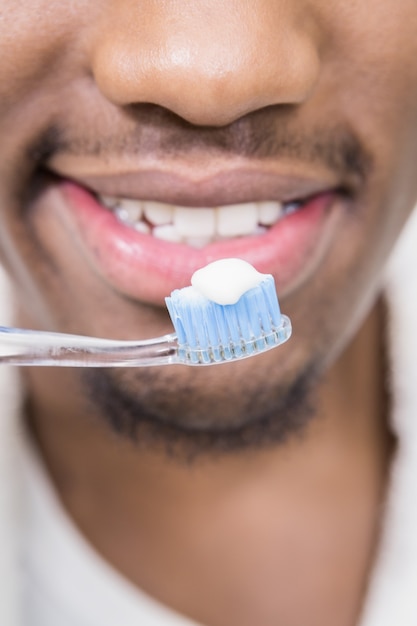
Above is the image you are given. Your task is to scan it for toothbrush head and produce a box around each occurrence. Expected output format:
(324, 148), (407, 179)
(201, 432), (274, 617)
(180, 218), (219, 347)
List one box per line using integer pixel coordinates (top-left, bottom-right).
(165, 271), (292, 365)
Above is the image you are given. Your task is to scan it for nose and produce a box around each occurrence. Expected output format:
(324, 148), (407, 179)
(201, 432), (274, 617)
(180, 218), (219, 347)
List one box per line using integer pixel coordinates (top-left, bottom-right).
(91, 1), (321, 127)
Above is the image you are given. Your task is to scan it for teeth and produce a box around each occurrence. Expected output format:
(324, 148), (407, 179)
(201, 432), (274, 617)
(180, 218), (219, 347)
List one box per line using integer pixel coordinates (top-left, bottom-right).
(118, 199), (143, 222)
(258, 201), (283, 225)
(114, 206), (132, 223)
(153, 224), (183, 243)
(143, 201), (173, 225)
(217, 203), (258, 237)
(174, 207), (216, 238)
(113, 200), (142, 224)
(253, 225), (268, 236)
(283, 201), (301, 215)
(101, 195), (120, 209)
(183, 236), (212, 249)
(134, 221), (151, 235)
(99, 194), (300, 247)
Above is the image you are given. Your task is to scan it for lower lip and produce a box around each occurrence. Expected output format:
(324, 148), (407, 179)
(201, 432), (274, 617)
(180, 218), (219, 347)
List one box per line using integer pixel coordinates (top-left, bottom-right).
(60, 181), (341, 305)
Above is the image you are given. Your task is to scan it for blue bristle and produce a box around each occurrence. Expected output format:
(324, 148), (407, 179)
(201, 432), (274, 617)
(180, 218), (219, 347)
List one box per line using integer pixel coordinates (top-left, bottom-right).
(165, 275), (286, 364)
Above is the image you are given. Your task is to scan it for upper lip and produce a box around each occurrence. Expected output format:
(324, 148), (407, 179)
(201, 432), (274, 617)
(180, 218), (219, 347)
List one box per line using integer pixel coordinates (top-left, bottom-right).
(47, 162), (348, 207)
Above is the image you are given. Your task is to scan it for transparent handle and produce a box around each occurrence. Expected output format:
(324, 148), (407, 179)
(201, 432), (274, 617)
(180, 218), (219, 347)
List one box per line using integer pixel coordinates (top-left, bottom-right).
(0, 326), (180, 367)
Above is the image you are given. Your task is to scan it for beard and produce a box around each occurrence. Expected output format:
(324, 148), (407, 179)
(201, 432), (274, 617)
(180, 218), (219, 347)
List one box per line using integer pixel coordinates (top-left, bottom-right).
(82, 357), (321, 461)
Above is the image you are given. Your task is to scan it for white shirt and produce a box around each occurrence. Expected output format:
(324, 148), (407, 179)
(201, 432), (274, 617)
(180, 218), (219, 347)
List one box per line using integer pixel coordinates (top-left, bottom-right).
(19, 435), (200, 626)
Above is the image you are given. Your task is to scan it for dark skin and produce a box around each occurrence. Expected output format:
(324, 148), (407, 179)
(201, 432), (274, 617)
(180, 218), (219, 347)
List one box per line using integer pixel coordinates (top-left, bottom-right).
(1, 1), (416, 625)
(24, 301), (391, 626)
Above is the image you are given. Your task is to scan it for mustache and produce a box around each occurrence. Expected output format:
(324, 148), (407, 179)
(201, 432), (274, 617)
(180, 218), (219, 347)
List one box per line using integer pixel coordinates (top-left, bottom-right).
(28, 106), (373, 183)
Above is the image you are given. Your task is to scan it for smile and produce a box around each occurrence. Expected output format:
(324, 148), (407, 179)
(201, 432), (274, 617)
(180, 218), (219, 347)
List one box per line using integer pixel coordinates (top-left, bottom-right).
(98, 195), (302, 248)
(44, 167), (347, 306)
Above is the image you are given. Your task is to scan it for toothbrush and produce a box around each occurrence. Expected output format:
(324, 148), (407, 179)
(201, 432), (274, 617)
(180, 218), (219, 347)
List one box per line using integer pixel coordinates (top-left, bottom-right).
(0, 262), (291, 367)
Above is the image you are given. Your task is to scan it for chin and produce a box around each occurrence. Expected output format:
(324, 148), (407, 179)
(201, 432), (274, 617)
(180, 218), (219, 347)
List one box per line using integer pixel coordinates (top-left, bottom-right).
(80, 349), (322, 458)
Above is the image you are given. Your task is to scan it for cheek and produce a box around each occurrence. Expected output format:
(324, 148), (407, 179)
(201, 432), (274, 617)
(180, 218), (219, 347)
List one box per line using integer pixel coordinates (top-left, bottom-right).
(318, 0), (417, 144)
(0, 1), (101, 113)
(0, 5), (60, 107)
(345, 2), (417, 113)
(332, 3), (417, 224)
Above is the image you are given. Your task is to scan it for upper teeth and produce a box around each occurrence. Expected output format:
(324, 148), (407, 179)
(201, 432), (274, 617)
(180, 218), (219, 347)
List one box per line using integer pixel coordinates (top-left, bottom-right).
(99, 196), (298, 248)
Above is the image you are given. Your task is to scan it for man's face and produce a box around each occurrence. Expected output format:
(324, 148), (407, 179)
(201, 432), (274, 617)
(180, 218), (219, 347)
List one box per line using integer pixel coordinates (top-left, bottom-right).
(1, 1), (417, 450)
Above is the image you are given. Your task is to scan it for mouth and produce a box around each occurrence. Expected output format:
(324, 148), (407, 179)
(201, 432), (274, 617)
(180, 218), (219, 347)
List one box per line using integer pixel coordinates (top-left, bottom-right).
(41, 167), (349, 306)
(97, 195), (301, 246)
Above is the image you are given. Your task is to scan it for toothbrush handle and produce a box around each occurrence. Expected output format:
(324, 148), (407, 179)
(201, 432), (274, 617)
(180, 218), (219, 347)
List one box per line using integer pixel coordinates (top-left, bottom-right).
(0, 326), (180, 367)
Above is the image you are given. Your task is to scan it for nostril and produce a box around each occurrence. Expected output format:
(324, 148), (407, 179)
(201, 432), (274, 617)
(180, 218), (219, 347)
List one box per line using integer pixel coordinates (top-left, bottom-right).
(91, 7), (321, 127)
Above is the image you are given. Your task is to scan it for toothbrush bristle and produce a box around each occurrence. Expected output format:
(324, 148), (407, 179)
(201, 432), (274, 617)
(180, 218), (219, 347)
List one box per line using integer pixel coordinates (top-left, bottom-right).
(165, 275), (291, 364)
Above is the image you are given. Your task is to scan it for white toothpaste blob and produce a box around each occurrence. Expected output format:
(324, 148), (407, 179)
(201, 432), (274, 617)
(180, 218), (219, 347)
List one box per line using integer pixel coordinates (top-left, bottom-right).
(191, 258), (267, 305)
